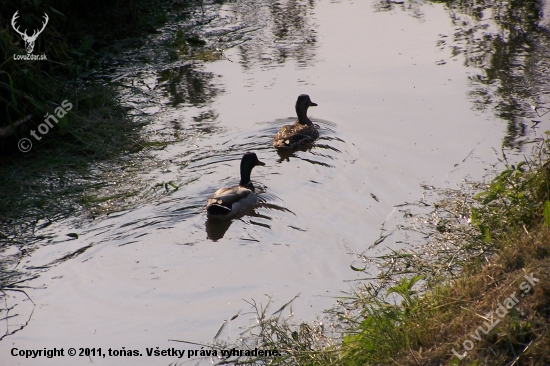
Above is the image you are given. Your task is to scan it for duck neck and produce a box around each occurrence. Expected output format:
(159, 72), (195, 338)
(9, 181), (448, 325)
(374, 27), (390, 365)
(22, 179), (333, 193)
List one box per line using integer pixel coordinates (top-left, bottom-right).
(239, 167), (252, 187)
(296, 105), (312, 125)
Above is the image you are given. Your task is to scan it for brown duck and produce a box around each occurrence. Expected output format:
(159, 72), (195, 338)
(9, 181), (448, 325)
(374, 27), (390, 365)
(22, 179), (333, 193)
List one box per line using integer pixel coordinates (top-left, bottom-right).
(273, 94), (319, 149)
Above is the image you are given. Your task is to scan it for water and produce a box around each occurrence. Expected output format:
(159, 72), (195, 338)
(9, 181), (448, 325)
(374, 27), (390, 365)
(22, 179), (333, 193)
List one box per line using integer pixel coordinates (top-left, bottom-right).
(2, 0), (550, 364)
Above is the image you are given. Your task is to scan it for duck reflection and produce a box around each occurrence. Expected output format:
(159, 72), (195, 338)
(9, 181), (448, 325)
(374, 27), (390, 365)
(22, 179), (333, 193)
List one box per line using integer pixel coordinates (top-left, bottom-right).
(204, 209), (266, 241)
(275, 145), (310, 162)
(275, 134), (342, 166)
(205, 203), (293, 241)
(205, 218), (233, 241)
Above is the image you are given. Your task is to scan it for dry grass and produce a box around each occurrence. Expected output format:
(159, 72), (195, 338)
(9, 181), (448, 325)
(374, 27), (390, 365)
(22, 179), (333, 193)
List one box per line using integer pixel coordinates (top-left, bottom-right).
(393, 227), (550, 365)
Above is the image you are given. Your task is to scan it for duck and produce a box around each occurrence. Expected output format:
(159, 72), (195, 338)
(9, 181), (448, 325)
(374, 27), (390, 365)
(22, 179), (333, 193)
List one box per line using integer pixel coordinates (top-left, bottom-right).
(273, 94), (319, 149)
(205, 152), (265, 220)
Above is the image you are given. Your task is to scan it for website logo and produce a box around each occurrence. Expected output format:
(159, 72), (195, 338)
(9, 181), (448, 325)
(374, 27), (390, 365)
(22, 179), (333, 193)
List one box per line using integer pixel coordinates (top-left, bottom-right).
(11, 10), (48, 61)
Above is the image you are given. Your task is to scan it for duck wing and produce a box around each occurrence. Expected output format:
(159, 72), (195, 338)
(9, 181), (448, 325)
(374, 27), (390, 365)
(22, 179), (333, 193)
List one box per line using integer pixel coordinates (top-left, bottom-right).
(206, 186), (254, 216)
(285, 132), (315, 145)
(273, 125), (295, 147)
(273, 123), (319, 148)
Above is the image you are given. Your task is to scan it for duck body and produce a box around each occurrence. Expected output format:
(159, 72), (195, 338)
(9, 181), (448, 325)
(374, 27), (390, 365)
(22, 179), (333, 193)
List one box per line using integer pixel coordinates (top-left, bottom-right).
(206, 153), (265, 221)
(273, 94), (319, 149)
(206, 184), (257, 220)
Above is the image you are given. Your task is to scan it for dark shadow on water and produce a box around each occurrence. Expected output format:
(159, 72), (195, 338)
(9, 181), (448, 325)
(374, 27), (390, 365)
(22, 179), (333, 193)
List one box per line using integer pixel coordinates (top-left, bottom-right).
(275, 145), (313, 162)
(205, 218), (233, 241)
(204, 197), (294, 241)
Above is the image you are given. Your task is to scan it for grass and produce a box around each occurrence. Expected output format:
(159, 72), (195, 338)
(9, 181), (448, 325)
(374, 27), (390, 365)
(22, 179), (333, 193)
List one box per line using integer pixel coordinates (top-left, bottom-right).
(332, 135), (550, 365)
(340, 229), (550, 365)
(197, 136), (550, 365)
(0, 0), (152, 127)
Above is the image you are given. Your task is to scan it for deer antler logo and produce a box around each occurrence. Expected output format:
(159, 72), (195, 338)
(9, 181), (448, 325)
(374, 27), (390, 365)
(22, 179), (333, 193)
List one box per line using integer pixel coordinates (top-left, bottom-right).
(11, 11), (49, 54)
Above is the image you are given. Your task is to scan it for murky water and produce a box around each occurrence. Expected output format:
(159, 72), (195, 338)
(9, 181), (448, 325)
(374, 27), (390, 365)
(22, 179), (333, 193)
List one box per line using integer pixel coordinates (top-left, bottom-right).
(2, 0), (550, 364)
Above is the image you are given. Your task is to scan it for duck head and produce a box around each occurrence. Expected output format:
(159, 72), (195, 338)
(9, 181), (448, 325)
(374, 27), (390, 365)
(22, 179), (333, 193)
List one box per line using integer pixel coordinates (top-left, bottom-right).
(239, 152), (265, 186)
(296, 94), (317, 125)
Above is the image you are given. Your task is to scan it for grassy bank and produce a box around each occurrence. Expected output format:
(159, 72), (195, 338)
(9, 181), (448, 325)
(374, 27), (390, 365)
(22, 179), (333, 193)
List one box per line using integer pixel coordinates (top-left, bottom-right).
(207, 138), (550, 365)
(337, 139), (550, 365)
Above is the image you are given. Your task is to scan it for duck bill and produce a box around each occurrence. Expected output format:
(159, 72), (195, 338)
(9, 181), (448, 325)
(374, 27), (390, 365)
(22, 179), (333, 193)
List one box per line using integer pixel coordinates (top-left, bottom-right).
(310, 102), (318, 107)
(256, 160), (266, 166)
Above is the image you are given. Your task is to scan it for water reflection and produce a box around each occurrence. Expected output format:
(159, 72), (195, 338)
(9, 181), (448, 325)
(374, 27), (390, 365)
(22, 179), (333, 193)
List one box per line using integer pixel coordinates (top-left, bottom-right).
(157, 65), (221, 107)
(211, 0), (318, 69)
(276, 147), (311, 162)
(205, 204), (280, 241)
(205, 206), (279, 241)
(379, 0), (550, 149)
(430, 0), (550, 149)
(373, 0), (425, 19)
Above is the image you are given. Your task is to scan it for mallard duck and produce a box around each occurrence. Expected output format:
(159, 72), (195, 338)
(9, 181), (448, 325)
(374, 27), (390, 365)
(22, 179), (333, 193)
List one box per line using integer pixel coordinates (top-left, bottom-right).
(206, 152), (265, 220)
(273, 94), (319, 149)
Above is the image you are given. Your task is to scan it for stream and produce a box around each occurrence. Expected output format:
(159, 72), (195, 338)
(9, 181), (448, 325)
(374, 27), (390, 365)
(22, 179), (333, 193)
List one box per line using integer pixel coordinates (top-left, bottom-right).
(2, 0), (550, 365)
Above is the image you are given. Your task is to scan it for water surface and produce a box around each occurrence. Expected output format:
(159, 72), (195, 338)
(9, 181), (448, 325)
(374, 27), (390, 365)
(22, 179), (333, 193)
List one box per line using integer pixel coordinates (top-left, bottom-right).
(2, 0), (550, 365)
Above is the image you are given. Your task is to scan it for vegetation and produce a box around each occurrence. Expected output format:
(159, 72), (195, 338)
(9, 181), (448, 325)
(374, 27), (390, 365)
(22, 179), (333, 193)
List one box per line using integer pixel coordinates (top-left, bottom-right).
(1, 0), (149, 127)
